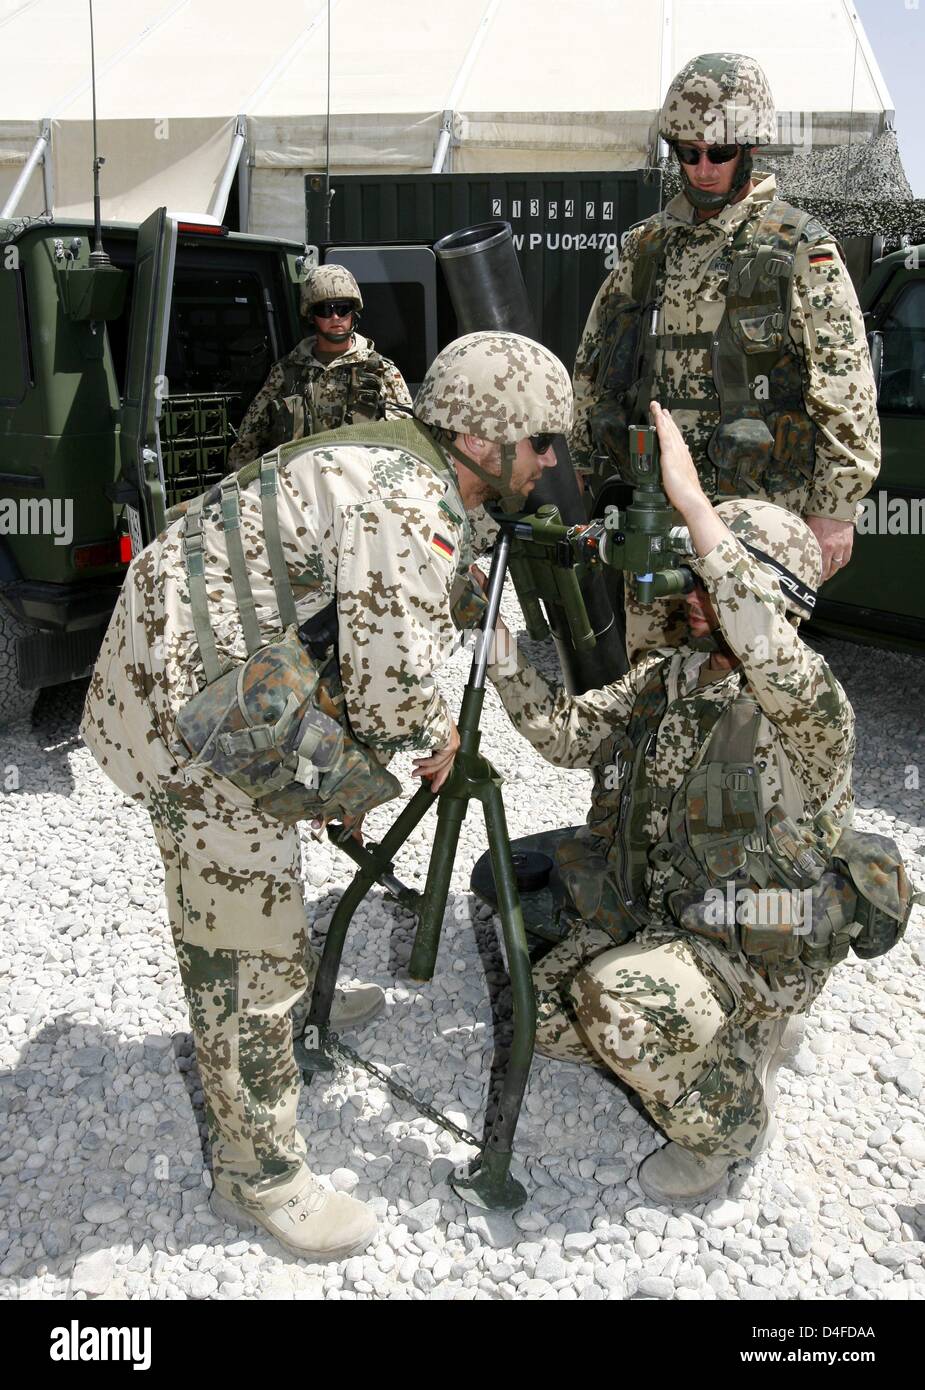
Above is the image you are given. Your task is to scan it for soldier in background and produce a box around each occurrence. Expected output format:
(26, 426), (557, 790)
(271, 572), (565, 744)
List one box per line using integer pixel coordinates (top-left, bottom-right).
(480, 403), (915, 1202)
(81, 332), (569, 1261)
(570, 53), (880, 660)
(227, 264), (412, 469)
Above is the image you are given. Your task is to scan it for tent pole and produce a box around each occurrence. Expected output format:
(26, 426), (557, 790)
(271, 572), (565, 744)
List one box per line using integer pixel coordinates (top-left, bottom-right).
(432, 111), (454, 175)
(209, 113), (247, 223)
(431, 0), (504, 174)
(2, 119), (51, 218)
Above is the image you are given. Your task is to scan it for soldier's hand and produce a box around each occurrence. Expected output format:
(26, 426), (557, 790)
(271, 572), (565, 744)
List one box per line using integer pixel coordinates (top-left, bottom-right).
(650, 402), (727, 558)
(804, 515), (854, 581)
(649, 401), (705, 514)
(412, 722), (460, 792)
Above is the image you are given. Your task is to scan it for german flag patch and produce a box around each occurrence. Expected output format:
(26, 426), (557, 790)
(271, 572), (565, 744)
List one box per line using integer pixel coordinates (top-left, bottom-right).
(431, 532), (455, 562)
(808, 251), (834, 265)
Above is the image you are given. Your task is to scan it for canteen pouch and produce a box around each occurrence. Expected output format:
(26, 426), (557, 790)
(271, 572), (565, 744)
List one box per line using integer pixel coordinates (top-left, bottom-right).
(175, 625), (401, 825)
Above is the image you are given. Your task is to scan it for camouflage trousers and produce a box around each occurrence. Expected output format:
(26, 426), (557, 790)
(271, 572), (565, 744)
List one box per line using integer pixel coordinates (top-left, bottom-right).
(152, 815), (322, 1202)
(533, 921), (825, 1158)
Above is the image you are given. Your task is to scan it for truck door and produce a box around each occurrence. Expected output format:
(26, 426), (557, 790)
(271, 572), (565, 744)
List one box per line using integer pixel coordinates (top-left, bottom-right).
(119, 207), (177, 545)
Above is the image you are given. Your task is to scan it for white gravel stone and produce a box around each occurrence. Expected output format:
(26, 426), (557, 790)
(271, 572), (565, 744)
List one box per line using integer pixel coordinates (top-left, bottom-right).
(704, 1200), (745, 1230)
(625, 1206), (668, 1237)
(330, 1168), (360, 1193)
(82, 1199), (126, 1225)
(468, 1212), (518, 1250)
(70, 1250), (114, 1296)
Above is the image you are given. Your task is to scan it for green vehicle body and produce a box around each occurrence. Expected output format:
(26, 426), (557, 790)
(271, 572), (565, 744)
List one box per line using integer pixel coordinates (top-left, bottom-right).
(807, 245), (925, 653)
(0, 208), (922, 726)
(0, 209), (307, 720)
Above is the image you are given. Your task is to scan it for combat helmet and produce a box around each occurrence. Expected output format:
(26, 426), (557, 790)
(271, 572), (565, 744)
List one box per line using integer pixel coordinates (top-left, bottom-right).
(660, 52), (776, 212)
(715, 498), (821, 620)
(300, 263), (364, 318)
(415, 331), (572, 509)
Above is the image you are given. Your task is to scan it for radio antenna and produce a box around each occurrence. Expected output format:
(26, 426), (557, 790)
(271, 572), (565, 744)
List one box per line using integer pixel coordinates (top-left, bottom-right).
(88, 0), (111, 268)
(323, 0), (334, 241)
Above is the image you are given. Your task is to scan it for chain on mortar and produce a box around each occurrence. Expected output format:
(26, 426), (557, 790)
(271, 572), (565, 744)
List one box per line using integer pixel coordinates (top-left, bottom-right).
(324, 1033), (483, 1149)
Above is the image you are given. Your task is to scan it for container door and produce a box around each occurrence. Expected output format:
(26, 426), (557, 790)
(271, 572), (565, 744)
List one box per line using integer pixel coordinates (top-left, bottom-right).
(119, 207), (177, 544)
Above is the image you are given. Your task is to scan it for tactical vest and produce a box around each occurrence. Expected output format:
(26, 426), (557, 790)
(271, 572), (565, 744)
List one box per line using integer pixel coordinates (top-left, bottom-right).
(266, 348), (389, 449)
(174, 417), (466, 824)
(588, 199), (833, 503)
(557, 658), (918, 971)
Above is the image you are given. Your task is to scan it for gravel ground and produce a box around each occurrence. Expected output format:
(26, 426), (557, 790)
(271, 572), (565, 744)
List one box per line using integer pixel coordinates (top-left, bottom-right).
(0, 606), (923, 1302)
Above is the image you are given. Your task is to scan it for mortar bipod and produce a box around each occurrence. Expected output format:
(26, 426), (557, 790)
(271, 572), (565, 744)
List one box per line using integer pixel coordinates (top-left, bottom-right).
(295, 525), (536, 1212)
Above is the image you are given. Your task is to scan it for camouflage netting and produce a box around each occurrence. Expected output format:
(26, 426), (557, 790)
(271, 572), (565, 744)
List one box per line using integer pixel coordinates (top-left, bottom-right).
(659, 130), (925, 250)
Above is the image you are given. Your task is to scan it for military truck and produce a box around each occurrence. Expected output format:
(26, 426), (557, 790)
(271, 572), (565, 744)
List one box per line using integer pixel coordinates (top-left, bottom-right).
(0, 208), (310, 722)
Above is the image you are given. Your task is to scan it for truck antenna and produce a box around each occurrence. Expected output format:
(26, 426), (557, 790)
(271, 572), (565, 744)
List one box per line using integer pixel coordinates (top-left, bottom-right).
(323, 0), (333, 241)
(88, 0), (111, 268)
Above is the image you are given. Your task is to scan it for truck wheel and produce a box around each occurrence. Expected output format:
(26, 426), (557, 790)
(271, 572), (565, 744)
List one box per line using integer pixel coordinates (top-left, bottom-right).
(0, 602), (38, 726)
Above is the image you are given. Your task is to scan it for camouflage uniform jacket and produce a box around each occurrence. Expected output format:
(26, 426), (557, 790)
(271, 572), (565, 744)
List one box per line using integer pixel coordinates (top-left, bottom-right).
(489, 531), (856, 972)
(570, 173), (880, 523)
(227, 333), (412, 469)
(86, 436), (473, 807)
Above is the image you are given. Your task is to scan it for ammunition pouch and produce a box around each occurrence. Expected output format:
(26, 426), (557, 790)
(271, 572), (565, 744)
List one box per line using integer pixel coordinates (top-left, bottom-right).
(267, 394), (314, 449)
(175, 626), (400, 826)
(554, 833), (639, 947)
(828, 827), (920, 960)
(346, 356), (387, 422)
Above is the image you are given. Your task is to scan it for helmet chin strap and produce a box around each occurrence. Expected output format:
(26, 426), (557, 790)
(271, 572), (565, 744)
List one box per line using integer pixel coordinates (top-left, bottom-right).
(315, 324), (354, 344)
(679, 146), (754, 212)
(438, 437), (523, 513)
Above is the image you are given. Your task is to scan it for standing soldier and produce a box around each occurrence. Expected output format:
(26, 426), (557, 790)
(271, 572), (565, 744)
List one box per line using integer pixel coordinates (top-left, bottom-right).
(81, 332), (570, 1261)
(227, 264), (412, 469)
(570, 53), (880, 660)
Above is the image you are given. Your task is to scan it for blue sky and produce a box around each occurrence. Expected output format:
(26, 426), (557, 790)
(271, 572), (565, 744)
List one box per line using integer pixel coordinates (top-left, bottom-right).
(855, 0), (925, 195)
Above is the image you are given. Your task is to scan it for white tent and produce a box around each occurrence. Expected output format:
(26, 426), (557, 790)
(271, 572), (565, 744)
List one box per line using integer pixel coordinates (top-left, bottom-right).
(0, 0), (896, 241)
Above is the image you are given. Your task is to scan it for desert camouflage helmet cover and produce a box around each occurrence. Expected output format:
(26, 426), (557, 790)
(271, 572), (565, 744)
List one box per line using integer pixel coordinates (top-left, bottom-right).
(715, 499), (822, 615)
(300, 263), (363, 317)
(414, 331), (572, 442)
(659, 52), (776, 145)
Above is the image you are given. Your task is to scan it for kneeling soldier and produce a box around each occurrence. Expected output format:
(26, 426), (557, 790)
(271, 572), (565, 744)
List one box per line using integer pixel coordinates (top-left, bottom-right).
(482, 402), (917, 1202)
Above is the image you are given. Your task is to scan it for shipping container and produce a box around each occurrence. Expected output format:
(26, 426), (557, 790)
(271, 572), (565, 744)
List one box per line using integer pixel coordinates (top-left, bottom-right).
(307, 171), (659, 376)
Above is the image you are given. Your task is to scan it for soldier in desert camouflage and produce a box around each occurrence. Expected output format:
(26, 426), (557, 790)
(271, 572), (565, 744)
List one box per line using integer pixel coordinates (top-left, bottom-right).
(481, 403), (916, 1202)
(570, 53), (880, 660)
(226, 264), (412, 470)
(81, 331), (571, 1259)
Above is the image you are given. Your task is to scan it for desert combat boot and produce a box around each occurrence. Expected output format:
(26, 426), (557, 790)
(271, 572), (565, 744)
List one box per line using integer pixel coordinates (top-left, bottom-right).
(212, 1168), (378, 1261)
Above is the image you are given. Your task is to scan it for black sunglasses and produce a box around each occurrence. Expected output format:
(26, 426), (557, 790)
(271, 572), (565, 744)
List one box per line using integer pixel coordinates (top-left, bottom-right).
(529, 433), (555, 456)
(674, 143), (740, 166)
(312, 300), (354, 318)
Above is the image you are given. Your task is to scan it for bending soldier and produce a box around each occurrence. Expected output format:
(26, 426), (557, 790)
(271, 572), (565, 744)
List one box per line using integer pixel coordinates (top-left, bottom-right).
(227, 264), (412, 469)
(482, 403), (915, 1202)
(81, 332), (571, 1259)
(570, 53), (880, 660)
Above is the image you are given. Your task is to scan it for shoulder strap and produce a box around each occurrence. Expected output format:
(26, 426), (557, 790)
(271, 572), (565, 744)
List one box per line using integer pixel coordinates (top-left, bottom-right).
(219, 476), (263, 656)
(181, 494), (225, 683)
(259, 457), (298, 630)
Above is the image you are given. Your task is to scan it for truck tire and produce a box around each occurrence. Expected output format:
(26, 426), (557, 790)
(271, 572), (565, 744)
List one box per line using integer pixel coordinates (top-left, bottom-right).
(0, 601), (38, 725)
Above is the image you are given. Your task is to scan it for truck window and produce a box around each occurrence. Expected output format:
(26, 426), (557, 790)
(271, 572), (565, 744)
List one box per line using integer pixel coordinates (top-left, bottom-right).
(0, 267), (31, 406)
(878, 281), (925, 415)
